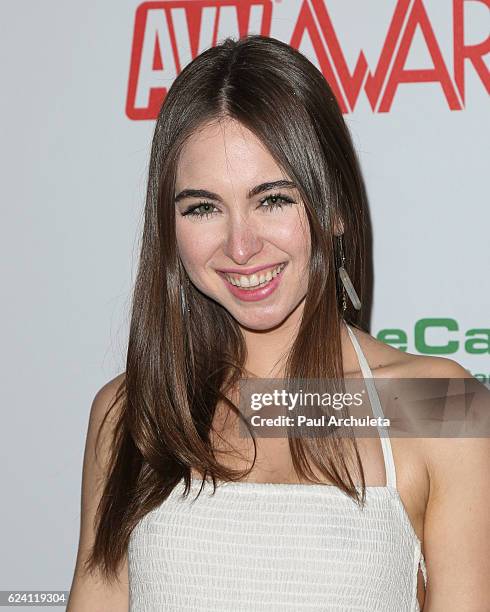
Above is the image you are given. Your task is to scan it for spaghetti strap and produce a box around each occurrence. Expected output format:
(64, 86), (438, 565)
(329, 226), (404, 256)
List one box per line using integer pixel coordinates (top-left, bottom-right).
(344, 322), (397, 490)
(129, 319), (427, 609)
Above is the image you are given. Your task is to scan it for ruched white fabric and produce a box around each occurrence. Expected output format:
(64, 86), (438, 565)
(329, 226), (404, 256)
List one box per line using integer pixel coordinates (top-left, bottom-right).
(128, 323), (428, 611)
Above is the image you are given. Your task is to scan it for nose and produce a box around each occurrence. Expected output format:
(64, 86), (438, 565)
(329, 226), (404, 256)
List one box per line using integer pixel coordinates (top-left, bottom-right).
(221, 215), (264, 265)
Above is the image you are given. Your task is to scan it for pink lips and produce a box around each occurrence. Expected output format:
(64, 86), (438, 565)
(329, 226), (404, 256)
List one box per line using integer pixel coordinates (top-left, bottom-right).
(219, 263), (287, 302)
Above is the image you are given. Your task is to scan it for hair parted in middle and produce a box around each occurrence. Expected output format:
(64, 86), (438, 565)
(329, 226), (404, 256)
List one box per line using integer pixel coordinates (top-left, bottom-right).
(85, 34), (373, 584)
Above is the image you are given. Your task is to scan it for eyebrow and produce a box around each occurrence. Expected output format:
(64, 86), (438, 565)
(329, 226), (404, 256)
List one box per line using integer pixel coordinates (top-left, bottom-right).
(174, 179), (297, 203)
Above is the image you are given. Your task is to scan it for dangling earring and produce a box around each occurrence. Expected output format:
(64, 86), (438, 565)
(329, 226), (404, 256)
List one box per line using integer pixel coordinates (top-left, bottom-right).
(180, 281), (191, 316)
(337, 233), (361, 311)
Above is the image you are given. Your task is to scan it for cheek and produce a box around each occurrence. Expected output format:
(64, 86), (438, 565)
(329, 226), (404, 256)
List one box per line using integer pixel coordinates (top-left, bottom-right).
(175, 221), (215, 272)
(294, 211), (311, 260)
(268, 214), (310, 258)
(175, 222), (197, 268)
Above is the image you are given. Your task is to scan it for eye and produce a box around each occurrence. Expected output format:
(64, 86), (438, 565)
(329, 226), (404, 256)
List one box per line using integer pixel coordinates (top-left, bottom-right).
(180, 192), (296, 221)
(259, 193), (296, 212)
(181, 202), (219, 220)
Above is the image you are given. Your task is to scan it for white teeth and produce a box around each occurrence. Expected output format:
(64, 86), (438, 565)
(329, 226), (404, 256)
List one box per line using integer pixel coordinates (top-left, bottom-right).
(225, 263), (286, 289)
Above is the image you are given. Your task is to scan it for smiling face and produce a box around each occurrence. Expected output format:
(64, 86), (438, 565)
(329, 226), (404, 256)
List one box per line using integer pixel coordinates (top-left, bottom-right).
(174, 117), (311, 331)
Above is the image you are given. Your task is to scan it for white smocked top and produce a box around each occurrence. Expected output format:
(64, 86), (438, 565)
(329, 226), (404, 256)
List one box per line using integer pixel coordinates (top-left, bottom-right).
(128, 323), (428, 611)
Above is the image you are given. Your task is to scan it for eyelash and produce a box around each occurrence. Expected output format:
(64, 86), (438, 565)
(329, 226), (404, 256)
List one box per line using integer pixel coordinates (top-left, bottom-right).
(181, 193), (296, 220)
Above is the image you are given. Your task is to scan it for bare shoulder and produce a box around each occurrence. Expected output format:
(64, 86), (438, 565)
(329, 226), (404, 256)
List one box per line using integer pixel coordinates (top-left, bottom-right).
(352, 325), (486, 478)
(354, 327), (490, 608)
(350, 325), (472, 379)
(393, 350), (473, 379)
(85, 373), (127, 474)
(359, 330), (484, 458)
(90, 372), (126, 431)
(92, 372), (126, 412)
(67, 372), (128, 611)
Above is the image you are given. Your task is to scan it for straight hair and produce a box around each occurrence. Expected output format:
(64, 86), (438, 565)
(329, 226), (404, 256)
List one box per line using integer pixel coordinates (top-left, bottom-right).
(85, 34), (372, 584)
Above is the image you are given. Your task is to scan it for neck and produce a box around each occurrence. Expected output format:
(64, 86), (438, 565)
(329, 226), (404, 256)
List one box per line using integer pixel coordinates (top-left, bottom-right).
(239, 305), (355, 378)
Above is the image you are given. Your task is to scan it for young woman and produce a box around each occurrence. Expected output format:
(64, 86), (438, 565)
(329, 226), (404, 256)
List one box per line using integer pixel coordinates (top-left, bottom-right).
(67, 35), (490, 611)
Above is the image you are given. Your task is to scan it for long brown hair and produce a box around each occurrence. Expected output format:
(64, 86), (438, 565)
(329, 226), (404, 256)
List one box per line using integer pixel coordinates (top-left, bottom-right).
(85, 34), (372, 583)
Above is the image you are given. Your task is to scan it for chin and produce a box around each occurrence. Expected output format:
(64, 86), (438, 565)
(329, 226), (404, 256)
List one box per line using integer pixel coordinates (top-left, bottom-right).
(233, 310), (291, 332)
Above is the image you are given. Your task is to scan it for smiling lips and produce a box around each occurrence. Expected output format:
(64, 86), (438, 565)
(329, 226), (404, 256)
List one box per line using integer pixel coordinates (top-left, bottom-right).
(218, 262), (288, 302)
(222, 262), (287, 289)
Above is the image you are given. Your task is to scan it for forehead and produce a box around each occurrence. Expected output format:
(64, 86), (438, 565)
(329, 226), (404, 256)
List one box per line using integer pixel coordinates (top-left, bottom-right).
(175, 118), (286, 189)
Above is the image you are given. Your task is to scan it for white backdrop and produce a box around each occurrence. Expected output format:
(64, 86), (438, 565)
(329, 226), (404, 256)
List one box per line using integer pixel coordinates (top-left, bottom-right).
(1, 0), (489, 607)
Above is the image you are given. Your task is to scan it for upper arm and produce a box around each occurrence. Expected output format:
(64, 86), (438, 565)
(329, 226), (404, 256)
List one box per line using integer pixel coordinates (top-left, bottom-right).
(421, 358), (490, 610)
(67, 373), (129, 612)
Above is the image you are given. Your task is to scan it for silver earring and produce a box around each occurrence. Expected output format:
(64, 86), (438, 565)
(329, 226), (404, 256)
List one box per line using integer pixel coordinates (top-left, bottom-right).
(180, 284), (191, 316)
(337, 234), (361, 311)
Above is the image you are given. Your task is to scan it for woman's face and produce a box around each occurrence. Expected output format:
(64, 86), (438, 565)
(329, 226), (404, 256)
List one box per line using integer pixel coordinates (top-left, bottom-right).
(174, 117), (311, 331)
